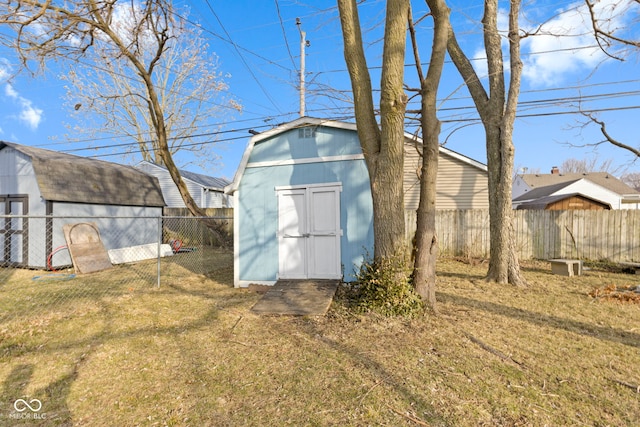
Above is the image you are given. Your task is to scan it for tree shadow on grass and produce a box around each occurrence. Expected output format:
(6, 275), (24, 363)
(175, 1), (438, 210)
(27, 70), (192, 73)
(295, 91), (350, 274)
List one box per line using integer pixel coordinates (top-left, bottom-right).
(0, 276), (253, 424)
(1, 362), (79, 426)
(437, 292), (640, 348)
(267, 318), (451, 426)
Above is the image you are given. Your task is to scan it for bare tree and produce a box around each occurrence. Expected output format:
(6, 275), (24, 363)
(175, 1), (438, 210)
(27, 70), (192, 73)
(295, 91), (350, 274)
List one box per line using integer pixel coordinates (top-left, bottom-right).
(621, 172), (640, 191)
(337, 0), (408, 262)
(560, 156), (614, 174)
(445, 0), (526, 286)
(0, 0), (223, 219)
(61, 19), (240, 169)
(406, 0), (450, 309)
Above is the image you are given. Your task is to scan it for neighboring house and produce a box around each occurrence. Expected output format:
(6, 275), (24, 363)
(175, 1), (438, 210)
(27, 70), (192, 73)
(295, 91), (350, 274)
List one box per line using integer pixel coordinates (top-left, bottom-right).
(225, 117), (489, 288)
(404, 140), (489, 210)
(513, 180), (612, 210)
(136, 160), (232, 209)
(0, 142), (166, 269)
(513, 167), (640, 209)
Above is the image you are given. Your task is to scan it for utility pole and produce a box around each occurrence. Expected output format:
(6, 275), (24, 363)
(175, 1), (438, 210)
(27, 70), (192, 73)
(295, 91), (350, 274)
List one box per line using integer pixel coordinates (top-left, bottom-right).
(296, 18), (310, 117)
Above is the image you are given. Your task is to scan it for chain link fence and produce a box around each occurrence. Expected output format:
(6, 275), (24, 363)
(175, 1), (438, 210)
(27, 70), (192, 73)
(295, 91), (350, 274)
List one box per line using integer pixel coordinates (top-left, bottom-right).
(0, 215), (233, 325)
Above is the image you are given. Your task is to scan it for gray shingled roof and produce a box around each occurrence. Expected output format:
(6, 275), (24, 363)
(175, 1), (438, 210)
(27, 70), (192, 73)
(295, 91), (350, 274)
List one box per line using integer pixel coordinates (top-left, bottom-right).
(513, 180), (581, 202)
(1, 142), (165, 207)
(519, 172), (639, 196)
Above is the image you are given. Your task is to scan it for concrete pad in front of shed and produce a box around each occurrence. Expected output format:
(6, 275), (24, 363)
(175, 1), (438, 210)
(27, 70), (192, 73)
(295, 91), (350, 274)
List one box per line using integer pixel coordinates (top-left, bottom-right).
(251, 280), (339, 316)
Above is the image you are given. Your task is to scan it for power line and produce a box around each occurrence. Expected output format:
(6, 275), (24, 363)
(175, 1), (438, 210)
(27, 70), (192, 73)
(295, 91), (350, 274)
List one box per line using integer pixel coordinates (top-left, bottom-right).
(54, 101), (639, 162)
(274, 0), (298, 71)
(202, 0), (284, 114)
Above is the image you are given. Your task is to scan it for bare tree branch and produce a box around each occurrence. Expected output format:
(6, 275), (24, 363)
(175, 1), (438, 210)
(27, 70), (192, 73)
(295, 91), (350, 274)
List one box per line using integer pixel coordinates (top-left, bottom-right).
(586, 113), (640, 159)
(585, 0), (640, 60)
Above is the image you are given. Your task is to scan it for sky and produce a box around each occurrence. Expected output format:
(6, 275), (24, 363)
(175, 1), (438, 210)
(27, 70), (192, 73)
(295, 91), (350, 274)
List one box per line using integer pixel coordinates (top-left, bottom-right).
(0, 0), (639, 181)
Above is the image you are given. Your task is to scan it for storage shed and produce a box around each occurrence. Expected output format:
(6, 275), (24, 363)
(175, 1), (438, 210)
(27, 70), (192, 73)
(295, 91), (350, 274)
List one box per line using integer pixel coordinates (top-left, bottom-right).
(226, 117), (490, 288)
(226, 118), (372, 287)
(0, 142), (166, 269)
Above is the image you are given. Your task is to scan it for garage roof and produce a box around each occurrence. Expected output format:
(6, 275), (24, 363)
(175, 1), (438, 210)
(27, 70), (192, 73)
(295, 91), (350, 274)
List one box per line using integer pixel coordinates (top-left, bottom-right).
(1, 142), (165, 207)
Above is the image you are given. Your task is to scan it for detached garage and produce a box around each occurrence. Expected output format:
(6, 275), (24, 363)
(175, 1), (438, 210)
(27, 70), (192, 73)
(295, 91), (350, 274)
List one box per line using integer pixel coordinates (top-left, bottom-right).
(0, 142), (166, 269)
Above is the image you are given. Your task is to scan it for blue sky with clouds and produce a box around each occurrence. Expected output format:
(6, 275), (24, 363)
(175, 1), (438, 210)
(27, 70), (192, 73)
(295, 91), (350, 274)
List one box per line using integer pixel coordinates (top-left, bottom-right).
(0, 0), (638, 180)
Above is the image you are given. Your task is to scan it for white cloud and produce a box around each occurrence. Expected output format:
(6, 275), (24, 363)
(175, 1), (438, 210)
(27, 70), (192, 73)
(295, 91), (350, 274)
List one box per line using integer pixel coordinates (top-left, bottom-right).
(5, 83), (18, 99)
(521, 0), (636, 87)
(0, 58), (10, 82)
(3, 82), (44, 130)
(18, 102), (43, 130)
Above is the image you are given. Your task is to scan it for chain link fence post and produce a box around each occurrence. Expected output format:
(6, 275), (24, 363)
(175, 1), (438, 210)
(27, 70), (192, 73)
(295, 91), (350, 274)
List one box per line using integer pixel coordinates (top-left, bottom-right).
(157, 215), (162, 288)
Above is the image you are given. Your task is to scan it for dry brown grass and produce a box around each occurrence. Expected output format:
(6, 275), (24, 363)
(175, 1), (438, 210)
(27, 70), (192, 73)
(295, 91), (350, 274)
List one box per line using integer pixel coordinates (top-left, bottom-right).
(1, 253), (639, 426)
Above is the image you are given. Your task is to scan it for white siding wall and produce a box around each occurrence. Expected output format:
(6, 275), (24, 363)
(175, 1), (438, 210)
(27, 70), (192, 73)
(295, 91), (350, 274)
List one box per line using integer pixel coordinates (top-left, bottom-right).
(0, 147), (46, 214)
(47, 204), (163, 268)
(136, 162), (229, 208)
(1, 148), (48, 267)
(554, 180), (622, 209)
(511, 176), (530, 199)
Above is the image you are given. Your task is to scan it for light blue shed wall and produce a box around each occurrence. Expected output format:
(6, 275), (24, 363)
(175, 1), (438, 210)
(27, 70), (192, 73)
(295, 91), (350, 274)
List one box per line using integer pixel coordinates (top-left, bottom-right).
(237, 126), (373, 283)
(249, 126), (363, 163)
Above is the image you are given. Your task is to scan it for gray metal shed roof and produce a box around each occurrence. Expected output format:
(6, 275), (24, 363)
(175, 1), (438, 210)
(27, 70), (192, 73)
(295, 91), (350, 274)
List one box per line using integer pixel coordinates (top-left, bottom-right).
(179, 169), (230, 190)
(1, 142), (166, 207)
(136, 160), (230, 191)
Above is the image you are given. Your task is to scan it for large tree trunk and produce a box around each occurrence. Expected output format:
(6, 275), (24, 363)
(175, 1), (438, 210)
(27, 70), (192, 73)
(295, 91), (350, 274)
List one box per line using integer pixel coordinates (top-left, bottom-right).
(411, 0), (451, 309)
(375, 0), (409, 259)
(338, 0), (408, 261)
(445, 0), (525, 286)
(483, 0), (525, 285)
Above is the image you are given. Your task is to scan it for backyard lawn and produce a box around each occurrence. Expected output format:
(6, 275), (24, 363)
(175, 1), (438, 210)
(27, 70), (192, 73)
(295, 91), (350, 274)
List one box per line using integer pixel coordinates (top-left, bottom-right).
(1, 250), (639, 426)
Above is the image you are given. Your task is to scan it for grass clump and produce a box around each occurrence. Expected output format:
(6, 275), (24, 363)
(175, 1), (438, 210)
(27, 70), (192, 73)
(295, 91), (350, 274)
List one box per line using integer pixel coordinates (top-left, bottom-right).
(344, 254), (424, 318)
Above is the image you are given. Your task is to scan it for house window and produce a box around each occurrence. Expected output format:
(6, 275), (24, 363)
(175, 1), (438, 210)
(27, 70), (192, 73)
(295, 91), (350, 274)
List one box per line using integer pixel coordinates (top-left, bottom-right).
(298, 127), (316, 139)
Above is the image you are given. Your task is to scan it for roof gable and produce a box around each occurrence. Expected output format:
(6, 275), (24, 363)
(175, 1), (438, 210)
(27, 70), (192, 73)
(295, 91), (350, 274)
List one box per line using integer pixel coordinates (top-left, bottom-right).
(513, 179), (581, 201)
(1, 142), (165, 207)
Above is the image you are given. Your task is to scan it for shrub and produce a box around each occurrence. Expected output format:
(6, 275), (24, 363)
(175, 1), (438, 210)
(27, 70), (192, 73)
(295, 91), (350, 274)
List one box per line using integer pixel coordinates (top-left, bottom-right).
(346, 254), (424, 318)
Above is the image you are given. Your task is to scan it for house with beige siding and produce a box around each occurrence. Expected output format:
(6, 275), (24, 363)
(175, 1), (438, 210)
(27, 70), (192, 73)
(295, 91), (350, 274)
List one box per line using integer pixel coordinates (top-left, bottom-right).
(404, 138), (489, 210)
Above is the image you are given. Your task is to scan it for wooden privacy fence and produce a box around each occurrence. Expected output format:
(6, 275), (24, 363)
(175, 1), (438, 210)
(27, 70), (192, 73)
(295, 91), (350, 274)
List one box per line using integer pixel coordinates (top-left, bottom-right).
(406, 209), (640, 263)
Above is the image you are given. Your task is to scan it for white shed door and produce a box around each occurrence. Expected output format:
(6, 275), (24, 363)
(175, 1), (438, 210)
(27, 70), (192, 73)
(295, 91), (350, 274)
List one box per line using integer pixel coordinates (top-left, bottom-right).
(277, 185), (341, 280)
